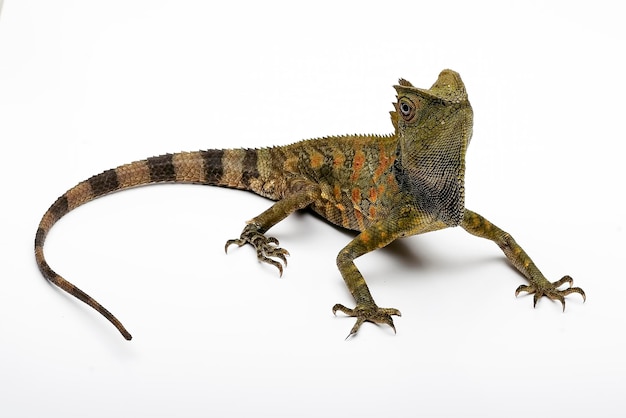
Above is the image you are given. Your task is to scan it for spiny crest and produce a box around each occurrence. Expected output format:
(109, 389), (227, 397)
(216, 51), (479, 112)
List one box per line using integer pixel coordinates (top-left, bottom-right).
(394, 69), (468, 104)
(390, 108), (399, 130)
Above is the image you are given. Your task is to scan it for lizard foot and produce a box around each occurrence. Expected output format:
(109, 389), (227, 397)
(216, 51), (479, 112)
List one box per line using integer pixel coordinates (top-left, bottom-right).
(332, 303), (401, 338)
(515, 275), (586, 311)
(225, 223), (289, 276)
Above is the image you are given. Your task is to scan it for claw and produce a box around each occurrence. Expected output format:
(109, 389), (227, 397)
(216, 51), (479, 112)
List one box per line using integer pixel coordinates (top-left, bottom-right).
(224, 238), (243, 252)
(333, 303), (401, 338)
(553, 275), (574, 288)
(515, 275), (586, 311)
(225, 224), (289, 275)
(263, 256), (284, 277)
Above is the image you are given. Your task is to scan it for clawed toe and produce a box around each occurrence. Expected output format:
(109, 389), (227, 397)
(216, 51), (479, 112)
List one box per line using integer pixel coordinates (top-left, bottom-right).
(225, 224), (289, 275)
(515, 275), (586, 311)
(333, 303), (401, 338)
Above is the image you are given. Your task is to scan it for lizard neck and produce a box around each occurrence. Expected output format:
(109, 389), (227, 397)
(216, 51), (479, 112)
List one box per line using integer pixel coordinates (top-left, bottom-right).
(392, 129), (466, 226)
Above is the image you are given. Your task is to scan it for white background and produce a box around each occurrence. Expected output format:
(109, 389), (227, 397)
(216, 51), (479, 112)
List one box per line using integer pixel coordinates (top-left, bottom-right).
(1, 1), (624, 417)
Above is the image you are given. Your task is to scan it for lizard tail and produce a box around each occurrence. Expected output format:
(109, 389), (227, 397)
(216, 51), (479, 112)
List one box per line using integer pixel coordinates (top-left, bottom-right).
(35, 148), (272, 340)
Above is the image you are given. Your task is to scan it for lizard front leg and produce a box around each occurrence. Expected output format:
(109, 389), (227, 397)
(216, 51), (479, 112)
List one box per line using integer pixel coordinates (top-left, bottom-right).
(225, 182), (321, 276)
(333, 204), (447, 337)
(461, 209), (585, 309)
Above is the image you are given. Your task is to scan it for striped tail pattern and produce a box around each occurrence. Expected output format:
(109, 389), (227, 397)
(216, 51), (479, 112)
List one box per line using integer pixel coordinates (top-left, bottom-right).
(35, 149), (274, 340)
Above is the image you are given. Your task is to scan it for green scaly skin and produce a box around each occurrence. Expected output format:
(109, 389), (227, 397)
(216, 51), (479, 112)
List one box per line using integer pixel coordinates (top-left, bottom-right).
(35, 70), (585, 340)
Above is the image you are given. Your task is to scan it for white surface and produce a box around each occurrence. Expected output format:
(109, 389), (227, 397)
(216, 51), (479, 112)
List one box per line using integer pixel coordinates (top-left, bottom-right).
(1, 1), (624, 417)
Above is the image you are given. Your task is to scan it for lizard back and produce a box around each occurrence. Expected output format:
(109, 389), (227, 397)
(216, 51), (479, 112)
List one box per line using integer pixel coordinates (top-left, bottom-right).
(275, 135), (400, 231)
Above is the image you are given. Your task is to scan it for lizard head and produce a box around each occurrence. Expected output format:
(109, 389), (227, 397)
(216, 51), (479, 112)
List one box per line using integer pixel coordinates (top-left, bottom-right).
(390, 69), (474, 226)
(391, 69), (471, 134)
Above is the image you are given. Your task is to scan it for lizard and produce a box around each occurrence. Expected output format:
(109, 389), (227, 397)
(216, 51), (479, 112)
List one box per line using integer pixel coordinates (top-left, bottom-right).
(34, 69), (585, 340)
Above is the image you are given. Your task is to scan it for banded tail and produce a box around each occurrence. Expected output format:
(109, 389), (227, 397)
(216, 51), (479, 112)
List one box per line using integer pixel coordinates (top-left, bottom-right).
(35, 148), (277, 340)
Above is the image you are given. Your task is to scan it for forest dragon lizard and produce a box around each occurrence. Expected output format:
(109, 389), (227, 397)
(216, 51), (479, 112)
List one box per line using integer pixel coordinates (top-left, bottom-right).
(34, 69), (585, 340)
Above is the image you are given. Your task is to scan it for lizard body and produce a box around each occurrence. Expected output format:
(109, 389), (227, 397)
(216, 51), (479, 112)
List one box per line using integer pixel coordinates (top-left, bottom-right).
(34, 70), (585, 340)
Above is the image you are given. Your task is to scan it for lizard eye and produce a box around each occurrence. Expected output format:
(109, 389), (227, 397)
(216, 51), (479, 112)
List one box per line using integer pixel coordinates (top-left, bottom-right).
(398, 98), (416, 121)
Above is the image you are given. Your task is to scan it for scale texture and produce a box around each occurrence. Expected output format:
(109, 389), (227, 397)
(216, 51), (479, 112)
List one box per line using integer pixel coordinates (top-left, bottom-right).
(34, 70), (585, 340)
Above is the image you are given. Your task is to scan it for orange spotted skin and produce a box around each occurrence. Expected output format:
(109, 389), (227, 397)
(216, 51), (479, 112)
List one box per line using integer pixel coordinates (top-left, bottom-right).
(279, 135), (399, 232)
(35, 70), (585, 340)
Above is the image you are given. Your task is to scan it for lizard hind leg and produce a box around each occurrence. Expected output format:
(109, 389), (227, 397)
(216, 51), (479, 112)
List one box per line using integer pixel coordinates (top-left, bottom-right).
(225, 223), (289, 276)
(224, 183), (322, 276)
